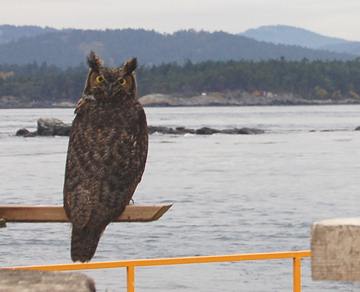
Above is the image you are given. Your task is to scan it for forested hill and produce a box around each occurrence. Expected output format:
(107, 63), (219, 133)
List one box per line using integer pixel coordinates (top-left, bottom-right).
(1, 59), (360, 106)
(0, 26), (355, 68)
(0, 25), (55, 44)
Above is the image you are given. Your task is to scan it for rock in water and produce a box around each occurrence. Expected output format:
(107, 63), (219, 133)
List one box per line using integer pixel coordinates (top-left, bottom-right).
(37, 118), (71, 136)
(15, 128), (30, 136)
(15, 128), (37, 137)
(221, 127), (265, 134)
(195, 127), (221, 135)
(17, 119), (265, 136)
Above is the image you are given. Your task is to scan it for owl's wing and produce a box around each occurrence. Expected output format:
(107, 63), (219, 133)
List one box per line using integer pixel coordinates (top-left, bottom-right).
(63, 116), (95, 228)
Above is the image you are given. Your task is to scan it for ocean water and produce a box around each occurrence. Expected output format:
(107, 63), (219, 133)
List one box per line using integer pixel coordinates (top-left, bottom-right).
(1, 105), (360, 291)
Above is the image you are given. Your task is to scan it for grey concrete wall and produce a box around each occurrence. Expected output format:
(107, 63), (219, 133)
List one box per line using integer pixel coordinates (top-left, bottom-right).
(312, 218), (360, 281)
(0, 270), (96, 291)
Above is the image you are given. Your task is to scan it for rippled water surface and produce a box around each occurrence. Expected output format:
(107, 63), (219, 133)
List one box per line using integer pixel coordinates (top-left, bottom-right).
(1, 105), (360, 291)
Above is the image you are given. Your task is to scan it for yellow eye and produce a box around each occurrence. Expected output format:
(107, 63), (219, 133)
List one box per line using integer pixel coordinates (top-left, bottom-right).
(95, 75), (104, 84)
(119, 78), (127, 86)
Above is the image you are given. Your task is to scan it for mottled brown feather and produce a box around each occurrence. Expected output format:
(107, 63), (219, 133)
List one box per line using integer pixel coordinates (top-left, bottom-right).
(63, 53), (148, 262)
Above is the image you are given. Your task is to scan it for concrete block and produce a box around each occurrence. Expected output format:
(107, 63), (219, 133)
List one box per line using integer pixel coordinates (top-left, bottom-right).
(311, 217), (360, 281)
(0, 270), (96, 291)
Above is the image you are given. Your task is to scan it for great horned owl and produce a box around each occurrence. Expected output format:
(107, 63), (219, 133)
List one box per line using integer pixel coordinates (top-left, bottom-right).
(63, 52), (148, 262)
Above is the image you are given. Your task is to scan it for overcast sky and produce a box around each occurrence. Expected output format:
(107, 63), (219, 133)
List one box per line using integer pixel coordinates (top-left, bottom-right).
(1, 0), (360, 41)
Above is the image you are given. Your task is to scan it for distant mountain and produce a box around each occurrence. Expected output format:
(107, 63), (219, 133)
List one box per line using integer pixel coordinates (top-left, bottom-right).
(242, 25), (360, 55)
(0, 25), (55, 44)
(0, 26), (355, 67)
(323, 41), (360, 56)
(242, 25), (347, 48)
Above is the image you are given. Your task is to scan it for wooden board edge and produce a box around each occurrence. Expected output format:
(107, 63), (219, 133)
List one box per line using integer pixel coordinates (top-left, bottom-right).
(0, 204), (172, 223)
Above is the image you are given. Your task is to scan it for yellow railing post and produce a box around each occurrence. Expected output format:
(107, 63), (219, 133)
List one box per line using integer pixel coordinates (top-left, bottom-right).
(292, 256), (302, 292)
(127, 266), (135, 292)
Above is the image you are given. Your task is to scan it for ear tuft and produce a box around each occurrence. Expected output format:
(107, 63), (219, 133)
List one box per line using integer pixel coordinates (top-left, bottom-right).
(123, 58), (137, 74)
(87, 51), (102, 72)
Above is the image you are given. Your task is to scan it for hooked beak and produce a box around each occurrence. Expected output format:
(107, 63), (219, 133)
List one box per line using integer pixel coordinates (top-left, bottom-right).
(107, 83), (114, 96)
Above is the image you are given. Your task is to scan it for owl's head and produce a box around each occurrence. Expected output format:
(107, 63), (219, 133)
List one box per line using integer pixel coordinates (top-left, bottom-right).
(83, 51), (137, 101)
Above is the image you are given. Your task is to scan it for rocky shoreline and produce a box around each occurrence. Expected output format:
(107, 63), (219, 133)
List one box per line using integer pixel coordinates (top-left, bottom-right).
(15, 118), (265, 137)
(138, 93), (360, 107)
(3, 91), (360, 108)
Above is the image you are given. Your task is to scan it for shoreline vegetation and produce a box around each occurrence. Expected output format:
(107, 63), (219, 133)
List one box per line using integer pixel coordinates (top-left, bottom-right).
(2, 59), (360, 108)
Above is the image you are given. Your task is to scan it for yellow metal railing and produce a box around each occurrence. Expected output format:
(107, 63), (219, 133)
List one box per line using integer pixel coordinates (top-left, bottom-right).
(3, 250), (311, 292)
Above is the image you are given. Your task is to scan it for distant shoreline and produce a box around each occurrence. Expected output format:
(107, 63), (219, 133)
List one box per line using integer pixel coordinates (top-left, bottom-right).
(1, 92), (360, 109)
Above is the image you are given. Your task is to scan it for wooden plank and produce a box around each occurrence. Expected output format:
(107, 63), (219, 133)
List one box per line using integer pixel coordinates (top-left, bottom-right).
(0, 204), (172, 223)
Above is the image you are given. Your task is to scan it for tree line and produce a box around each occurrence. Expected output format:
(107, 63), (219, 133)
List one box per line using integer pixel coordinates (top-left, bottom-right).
(1, 58), (360, 103)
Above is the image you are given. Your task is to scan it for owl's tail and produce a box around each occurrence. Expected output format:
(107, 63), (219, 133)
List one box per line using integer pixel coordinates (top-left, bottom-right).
(71, 226), (103, 262)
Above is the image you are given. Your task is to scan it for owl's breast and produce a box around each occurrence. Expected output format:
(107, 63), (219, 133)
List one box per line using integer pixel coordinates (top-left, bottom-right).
(66, 100), (148, 183)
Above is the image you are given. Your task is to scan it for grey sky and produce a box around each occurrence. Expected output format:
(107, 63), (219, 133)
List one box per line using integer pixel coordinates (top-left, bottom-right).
(1, 0), (360, 41)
